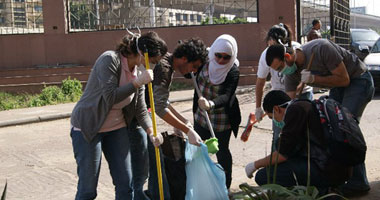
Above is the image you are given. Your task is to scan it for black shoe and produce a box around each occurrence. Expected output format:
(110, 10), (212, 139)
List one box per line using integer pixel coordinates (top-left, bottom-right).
(339, 185), (370, 198)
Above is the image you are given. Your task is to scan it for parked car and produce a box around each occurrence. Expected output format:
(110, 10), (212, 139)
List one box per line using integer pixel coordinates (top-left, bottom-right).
(364, 37), (380, 90)
(350, 28), (380, 60)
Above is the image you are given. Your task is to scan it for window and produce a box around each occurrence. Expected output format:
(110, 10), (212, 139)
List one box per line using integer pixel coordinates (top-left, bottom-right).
(0, 3), (4, 9)
(190, 14), (194, 22)
(13, 0), (25, 2)
(372, 39), (380, 53)
(13, 7), (25, 12)
(197, 15), (201, 22)
(0, 17), (5, 24)
(14, 21), (26, 26)
(14, 13), (25, 17)
(169, 12), (173, 17)
(175, 13), (181, 21)
(34, 5), (42, 12)
(183, 14), (188, 21)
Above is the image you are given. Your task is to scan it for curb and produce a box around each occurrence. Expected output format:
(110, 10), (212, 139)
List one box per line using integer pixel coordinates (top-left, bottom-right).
(0, 112), (72, 128)
(0, 87), (255, 128)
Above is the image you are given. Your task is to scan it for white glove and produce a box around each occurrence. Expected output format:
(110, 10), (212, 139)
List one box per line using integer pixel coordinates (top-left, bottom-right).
(149, 133), (164, 147)
(245, 162), (257, 179)
(198, 97), (213, 111)
(255, 107), (264, 122)
(301, 69), (315, 84)
(133, 69), (153, 87)
(186, 128), (203, 146)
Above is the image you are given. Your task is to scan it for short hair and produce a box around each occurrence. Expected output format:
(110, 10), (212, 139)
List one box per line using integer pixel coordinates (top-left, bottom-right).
(312, 19), (321, 26)
(116, 31), (167, 58)
(263, 90), (291, 113)
(173, 37), (208, 65)
(266, 23), (293, 47)
(265, 44), (294, 66)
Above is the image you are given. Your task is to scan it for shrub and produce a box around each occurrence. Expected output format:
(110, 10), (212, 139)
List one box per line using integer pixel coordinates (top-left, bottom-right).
(61, 77), (82, 101)
(28, 96), (46, 107)
(39, 86), (65, 104)
(0, 77), (83, 111)
(0, 92), (18, 110)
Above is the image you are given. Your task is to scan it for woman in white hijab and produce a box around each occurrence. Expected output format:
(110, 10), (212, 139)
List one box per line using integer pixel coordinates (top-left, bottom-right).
(192, 34), (241, 189)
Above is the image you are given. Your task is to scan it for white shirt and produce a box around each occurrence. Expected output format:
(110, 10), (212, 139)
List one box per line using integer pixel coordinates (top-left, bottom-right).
(257, 43), (312, 93)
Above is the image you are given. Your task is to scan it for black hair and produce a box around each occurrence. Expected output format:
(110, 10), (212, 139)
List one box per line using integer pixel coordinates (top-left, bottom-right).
(312, 19), (321, 27)
(116, 31), (168, 58)
(265, 44), (294, 66)
(263, 90), (291, 113)
(266, 23), (293, 47)
(173, 37), (208, 65)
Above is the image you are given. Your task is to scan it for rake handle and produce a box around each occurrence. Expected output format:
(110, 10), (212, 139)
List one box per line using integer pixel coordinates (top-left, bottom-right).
(191, 72), (216, 138)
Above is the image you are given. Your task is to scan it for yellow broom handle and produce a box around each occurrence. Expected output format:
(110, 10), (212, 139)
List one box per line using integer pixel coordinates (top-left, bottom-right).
(144, 52), (164, 200)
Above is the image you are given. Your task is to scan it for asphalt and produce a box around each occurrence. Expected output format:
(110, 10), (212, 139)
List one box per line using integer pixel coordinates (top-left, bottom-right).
(0, 86), (254, 128)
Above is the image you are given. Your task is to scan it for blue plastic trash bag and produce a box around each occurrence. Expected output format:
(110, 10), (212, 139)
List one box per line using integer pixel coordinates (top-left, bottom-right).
(185, 142), (229, 200)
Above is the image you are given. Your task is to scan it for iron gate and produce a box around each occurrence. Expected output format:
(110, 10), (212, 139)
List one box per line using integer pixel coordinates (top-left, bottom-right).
(330, 0), (350, 49)
(297, 0), (350, 49)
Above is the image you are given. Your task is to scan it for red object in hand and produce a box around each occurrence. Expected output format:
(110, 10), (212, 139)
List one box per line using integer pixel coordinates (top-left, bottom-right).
(240, 112), (266, 142)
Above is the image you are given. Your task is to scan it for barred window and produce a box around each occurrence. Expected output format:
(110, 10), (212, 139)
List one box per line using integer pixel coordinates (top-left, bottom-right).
(175, 13), (181, 21)
(0, 0), (44, 34)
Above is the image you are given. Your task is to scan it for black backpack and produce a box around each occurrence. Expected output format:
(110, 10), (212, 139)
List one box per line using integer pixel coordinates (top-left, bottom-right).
(311, 96), (367, 166)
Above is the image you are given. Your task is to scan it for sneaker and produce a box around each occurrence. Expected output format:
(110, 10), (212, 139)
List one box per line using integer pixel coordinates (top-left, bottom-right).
(339, 184), (370, 198)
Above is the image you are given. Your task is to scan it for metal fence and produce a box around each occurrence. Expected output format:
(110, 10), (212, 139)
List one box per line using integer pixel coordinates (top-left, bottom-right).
(0, 0), (43, 34)
(67, 0), (258, 32)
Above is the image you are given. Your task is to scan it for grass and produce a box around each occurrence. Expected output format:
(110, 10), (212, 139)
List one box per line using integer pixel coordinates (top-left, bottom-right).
(0, 77), (82, 111)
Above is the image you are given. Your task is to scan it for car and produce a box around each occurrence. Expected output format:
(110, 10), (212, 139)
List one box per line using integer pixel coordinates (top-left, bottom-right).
(350, 28), (380, 60)
(364, 37), (380, 90)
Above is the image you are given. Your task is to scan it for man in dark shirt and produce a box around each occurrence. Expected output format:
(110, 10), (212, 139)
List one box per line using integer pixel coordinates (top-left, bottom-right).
(265, 41), (374, 195)
(245, 90), (351, 192)
(145, 38), (208, 200)
(307, 19), (322, 42)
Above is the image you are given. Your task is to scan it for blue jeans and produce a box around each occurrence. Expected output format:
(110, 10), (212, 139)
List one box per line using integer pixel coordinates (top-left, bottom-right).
(147, 138), (171, 200)
(329, 71), (374, 190)
(129, 125), (149, 200)
(71, 127), (133, 200)
(255, 157), (330, 191)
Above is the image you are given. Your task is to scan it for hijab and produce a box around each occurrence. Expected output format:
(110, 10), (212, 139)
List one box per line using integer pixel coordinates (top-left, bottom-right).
(208, 34), (239, 85)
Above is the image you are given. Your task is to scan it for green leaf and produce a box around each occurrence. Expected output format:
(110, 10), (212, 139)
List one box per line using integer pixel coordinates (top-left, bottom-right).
(317, 193), (348, 200)
(1, 181), (7, 200)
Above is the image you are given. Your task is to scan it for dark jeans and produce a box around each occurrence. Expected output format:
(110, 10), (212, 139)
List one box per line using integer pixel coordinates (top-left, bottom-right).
(71, 127), (133, 200)
(147, 139), (171, 200)
(194, 122), (233, 189)
(329, 71), (374, 190)
(129, 126), (149, 200)
(255, 158), (330, 190)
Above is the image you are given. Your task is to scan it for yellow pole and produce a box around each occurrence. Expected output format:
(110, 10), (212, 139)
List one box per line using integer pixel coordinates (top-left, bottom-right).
(144, 52), (164, 200)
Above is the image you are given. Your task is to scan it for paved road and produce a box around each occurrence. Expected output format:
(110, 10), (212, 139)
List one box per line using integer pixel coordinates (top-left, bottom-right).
(0, 92), (379, 199)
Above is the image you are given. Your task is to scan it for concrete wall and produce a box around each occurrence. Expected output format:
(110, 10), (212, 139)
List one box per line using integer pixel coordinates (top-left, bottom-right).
(0, 0), (297, 70)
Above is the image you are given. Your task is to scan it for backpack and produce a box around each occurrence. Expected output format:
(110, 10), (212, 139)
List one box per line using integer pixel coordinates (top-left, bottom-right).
(311, 95), (367, 166)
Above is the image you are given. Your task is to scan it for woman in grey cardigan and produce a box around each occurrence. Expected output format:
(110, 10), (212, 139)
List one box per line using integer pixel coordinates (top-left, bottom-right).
(70, 31), (167, 200)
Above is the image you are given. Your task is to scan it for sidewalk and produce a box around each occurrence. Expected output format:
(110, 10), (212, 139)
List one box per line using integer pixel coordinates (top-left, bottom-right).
(0, 86), (254, 128)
